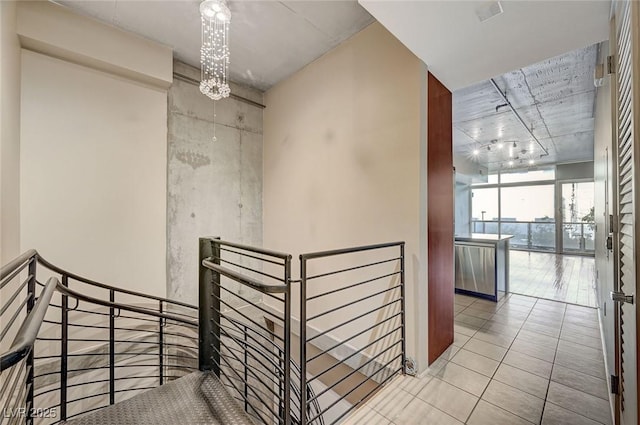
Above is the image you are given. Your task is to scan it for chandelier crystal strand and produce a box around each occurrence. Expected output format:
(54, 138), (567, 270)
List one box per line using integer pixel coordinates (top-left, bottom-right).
(199, 0), (231, 101)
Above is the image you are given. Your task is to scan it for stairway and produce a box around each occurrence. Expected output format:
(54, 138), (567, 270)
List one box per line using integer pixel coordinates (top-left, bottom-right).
(61, 372), (253, 425)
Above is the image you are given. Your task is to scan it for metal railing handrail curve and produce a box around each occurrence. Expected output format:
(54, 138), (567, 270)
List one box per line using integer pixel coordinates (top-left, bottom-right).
(0, 250), (198, 372)
(0, 276), (58, 370)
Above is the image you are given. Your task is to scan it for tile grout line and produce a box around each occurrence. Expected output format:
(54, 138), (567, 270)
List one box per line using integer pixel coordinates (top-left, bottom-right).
(461, 294), (544, 424)
(538, 299), (567, 425)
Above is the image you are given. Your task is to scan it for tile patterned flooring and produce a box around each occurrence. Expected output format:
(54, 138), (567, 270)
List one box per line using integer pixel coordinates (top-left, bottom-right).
(509, 251), (597, 307)
(343, 293), (612, 425)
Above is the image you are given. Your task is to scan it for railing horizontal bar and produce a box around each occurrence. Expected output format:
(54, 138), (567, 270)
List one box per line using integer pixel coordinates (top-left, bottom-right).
(309, 354), (402, 423)
(216, 351), (282, 419)
(301, 241), (404, 260)
(0, 250), (35, 282)
(219, 320), (283, 354)
(219, 377), (274, 425)
(307, 284), (402, 322)
(309, 324), (402, 383)
(0, 358), (24, 399)
(219, 352), (281, 387)
(219, 246), (285, 266)
(1, 362), (28, 416)
(9, 377), (29, 425)
(217, 256), (286, 283)
(308, 301), (401, 343)
(309, 339), (402, 402)
(307, 312), (403, 364)
(214, 297), (285, 342)
(307, 271), (401, 302)
(37, 254), (197, 309)
(207, 238), (292, 260)
(219, 285), (285, 324)
(0, 296), (30, 341)
(306, 257), (400, 281)
(57, 284), (197, 327)
(157, 329), (198, 340)
(328, 367), (402, 425)
(203, 259), (288, 294)
(218, 351), (282, 400)
(0, 276), (31, 316)
(35, 374), (174, 398)
(217, 326), (285, 372)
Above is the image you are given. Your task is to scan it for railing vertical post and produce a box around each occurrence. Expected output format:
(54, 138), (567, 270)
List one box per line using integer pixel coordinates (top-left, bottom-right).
(283, 256), (292, 425)
(199, 237), (220, 375)
(400, 244), (406, 374)
(528, 222), (533, 249)
(60, 275), (69, 421)
(26, 256), (36, 425)
(159, 300), (164, 386)
(109, 289), (115, 405)
(243, 324), (248, 413)
(299, 256), (307, 425)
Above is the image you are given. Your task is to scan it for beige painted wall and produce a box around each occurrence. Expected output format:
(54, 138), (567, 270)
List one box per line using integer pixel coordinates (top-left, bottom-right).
(1, 0), (22, 265)
(263, 23), (428, 368)
(18, 2), (171, 298)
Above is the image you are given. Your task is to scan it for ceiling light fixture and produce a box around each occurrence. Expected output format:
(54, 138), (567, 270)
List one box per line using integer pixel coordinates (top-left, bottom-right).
(473, 149), (480, 156)
(529, 159), (535, 165)
(497, 142), (504, 149)
(508, 160), (514, 166)
(200, 0), (231, 101)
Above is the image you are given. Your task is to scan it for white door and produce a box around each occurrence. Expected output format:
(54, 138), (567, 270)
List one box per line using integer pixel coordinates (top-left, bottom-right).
(612, 2), (639, 424)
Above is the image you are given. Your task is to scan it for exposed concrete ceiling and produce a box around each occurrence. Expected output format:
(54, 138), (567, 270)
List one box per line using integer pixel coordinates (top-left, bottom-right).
(453, 44), (599, 171)
(56, 0), (374, 91)
(359, 0), (610, 91)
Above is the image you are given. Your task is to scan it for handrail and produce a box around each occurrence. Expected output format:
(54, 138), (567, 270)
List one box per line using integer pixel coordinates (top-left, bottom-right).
(206, 237), (292, 260)
(300, 241), (405, 260)
(37, 253), (196, 309)
(0, 249), (36, 280)
(202, 259), (288, 294)
(55, 283), (197, 327)
(1, 276), (57, 370)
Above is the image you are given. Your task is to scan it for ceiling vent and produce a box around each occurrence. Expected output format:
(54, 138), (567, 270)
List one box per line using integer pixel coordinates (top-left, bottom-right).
(476, 1), (504, 23)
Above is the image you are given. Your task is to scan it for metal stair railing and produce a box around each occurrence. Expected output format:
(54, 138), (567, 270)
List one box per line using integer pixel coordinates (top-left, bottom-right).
(1, 250), (199, 424)
(2, 237), (405, 425)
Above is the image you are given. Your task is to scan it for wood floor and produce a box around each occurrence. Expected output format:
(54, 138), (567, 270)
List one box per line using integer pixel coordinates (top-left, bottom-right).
(509, 250), (597, 307)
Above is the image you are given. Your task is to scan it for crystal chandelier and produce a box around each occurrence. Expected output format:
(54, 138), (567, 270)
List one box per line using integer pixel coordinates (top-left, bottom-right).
(199, 0), (231, 100)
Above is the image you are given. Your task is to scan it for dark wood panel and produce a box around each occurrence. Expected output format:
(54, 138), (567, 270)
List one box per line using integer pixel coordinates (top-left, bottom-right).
(427, 72), (454, 364)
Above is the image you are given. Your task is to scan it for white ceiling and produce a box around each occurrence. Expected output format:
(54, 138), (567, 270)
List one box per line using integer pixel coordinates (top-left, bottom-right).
(359, 0), (610, 91)
(56, 0), (374, 91)
(453, 44), (599, 171)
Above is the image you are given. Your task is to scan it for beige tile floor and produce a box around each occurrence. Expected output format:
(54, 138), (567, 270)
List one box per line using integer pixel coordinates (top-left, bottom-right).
(343, 293), (612, 425)
(510, 251), (596, 307)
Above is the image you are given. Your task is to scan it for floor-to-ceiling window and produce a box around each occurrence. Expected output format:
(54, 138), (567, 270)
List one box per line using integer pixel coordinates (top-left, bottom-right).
(559, 181), (595, 254)
(470, 167), (595, 255)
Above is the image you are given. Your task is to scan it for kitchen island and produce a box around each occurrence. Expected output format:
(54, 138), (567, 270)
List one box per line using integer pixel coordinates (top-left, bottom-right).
(454, 233), (513, 302)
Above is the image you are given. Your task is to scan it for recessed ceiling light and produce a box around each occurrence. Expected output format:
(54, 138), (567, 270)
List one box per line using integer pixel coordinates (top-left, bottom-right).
(529, 159), (535, 165)
(508, 160), (514, 166)
(497, 143), (504, 149)
(473, 149), (479, 155)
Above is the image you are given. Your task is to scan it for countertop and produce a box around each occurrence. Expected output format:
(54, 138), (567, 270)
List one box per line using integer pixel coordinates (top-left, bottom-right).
(455, 233), (513, 243)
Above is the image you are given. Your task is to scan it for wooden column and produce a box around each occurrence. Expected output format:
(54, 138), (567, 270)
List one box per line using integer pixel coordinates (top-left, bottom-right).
(427, 72), (454, 364)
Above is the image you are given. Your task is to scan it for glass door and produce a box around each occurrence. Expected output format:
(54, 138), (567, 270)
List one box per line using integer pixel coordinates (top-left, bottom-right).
(560, 181), (595, 254)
